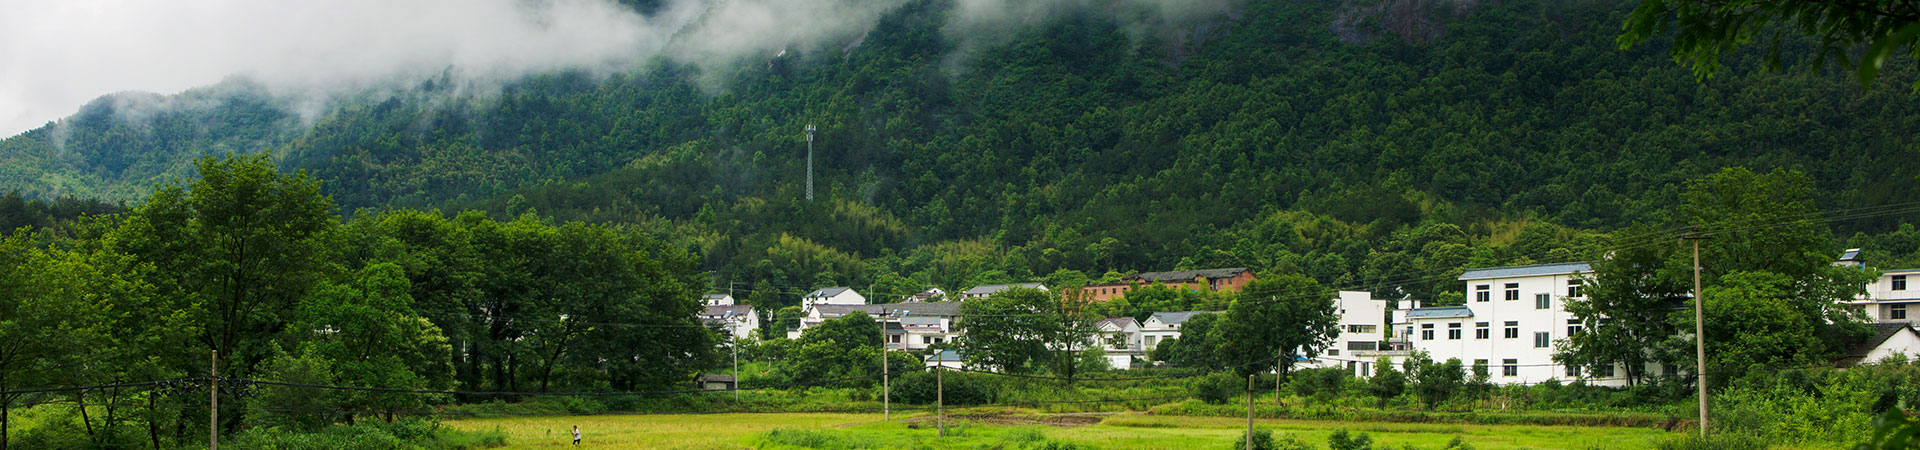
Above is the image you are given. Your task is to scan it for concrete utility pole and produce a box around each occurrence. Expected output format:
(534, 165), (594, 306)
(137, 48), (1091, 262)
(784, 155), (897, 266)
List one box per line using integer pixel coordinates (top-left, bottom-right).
(804, 124), (816, 201)
(729, 313), (740, 402)
(1683, 229), (1710, 437)
(937, 364), (945, 437)
(881, 307), (890, 421)
(210, 350), (219, 450)
(1246, 373), (1255, 450)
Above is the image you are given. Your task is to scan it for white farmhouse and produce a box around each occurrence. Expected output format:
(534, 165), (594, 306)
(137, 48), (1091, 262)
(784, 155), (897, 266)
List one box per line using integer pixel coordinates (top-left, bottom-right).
(1095, 317), (1143, 369)
(1839, 322), (1920, 366)
(703, 293), (735, 306)
(700, 304), (759, 341)
(959, 283), (1047, 300)
(791, 303), (961, 351)
(1398, 262), (1642, 386)
(801, 287), (866, 309)
(1140, 311), (1219, 351)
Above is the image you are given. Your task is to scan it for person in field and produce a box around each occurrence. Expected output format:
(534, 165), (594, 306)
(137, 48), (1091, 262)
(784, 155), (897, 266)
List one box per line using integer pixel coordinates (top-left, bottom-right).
(572, 425), (581, 446)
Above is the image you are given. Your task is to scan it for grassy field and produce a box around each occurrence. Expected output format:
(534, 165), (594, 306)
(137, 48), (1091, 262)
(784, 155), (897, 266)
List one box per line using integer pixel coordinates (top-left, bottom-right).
(441, 410), (1679, 449)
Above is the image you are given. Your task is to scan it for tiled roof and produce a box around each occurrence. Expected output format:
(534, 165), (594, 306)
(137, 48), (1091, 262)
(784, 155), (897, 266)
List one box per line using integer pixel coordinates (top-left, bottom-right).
(804, 287), (853, 298)
(701, 304), (754, 318)
(1405, 306), (1474, 319)
(962, 283), (1046, 296)
(1848, 322), (1918, 360)
(1126, 268), (1250, 282)
(1148, 311), (1220, 326)
(1457, 262), (1592, 281)
(1097, 317), (1139, 330)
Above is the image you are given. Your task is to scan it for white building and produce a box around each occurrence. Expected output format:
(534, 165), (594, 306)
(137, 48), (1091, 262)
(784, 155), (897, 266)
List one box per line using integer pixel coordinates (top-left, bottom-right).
(1140, 311), (1219, 351)
(1840, 322), (1920, 366)
(801, 287), (866, 309)
(1837, 249), (1920, 325)
(1304, 291), (1396, 377)
(1397, 262), (1637, 386)
(958, 283), (1047, 300)
(790, 303), (961, 351)
(703, 293), (735, 306)
(1095, 317), (1143, 370)
(700, 304), (759, 341)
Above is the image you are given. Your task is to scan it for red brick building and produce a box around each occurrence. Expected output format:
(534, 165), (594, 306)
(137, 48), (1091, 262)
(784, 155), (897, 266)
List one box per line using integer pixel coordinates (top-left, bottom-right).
(1074, 268), (1258, 303)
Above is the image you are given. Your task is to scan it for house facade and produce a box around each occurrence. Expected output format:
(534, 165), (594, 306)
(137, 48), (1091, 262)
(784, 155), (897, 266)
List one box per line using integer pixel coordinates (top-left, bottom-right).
(1304, 291), (1396, 377)
(790, 302), (961, 351)
(1840, 322), (1920, 366)
(703, 293), (736, 306)
(1140, 311), (1219, 351)
(1095, 317), (1143, 370)
(1837, 249), (1920, 325)
(701, 304), (759, 341)
(1396, 261), (1640, 386)
(801, 287), (866, 309)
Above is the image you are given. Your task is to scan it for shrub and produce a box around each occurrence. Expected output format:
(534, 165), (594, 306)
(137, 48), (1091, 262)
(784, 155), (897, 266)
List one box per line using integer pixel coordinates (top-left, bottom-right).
(1229, 428), (1313, 450)
(893, 370), (996, 405)
(1328, 429), (1374, 450)
(1291, 368), (1351, 403)
(1192, 372), (1245, 405)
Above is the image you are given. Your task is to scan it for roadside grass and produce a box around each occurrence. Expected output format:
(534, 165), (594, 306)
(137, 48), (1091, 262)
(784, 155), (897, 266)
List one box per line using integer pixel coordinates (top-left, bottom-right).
(442, 410), (1679, 449)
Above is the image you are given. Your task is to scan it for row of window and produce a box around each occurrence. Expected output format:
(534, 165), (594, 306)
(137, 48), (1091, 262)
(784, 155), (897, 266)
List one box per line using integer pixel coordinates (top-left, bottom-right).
(1417, 320), (1583, 347)
(1474, 281), (1582, 305)
(1469, 360), (1626, 378)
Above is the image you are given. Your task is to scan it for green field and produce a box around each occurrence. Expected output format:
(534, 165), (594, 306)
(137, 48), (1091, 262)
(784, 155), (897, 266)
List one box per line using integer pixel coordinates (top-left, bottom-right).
(441, 410), (1678, 449)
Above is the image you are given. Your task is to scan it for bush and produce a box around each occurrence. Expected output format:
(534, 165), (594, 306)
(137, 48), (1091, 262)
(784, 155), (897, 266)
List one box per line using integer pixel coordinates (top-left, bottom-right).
(1229, 428), (1313, 450)
(1290, 368), (1351, 403)
(1328, 429), (1374, 450)
(1191, 372), (1245, 405)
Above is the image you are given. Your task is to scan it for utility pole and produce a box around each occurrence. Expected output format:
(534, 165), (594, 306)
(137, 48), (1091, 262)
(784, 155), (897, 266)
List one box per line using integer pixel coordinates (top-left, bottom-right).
(1246, 373), (1255, 450)
(210, 350), (219, 450)
(937, 364), (945, 437)
(881, 307), (890, 421)
(1684, 229), (1710, 437)
(1275, 350), (1283, 404)
(804, 124), (816, 202)
(731, 316), (740, 402)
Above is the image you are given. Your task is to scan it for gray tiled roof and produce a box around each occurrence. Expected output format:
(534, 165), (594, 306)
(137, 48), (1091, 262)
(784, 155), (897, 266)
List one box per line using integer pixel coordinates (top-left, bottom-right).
(1405, 306), (1474, 319)
(1849, 322), (1918, 359)
(804, 287), (853, 298)
(1126, 268), (1250, 282)
(888, 301), (962, 317)
(1457, 262), (1592, 281)
(1097, 317), (1139, 330)
(962, 283), (1046, 296)
(1148, 311), (1220, 326)
(701, 304), (754, 318)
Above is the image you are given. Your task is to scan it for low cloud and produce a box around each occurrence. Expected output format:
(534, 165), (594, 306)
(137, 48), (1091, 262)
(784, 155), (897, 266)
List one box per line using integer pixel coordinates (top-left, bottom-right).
(0, 0), (1234, 138)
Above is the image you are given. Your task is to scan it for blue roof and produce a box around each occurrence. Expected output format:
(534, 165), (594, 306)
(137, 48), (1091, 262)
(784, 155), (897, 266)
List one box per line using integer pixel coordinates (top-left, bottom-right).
(1458, 262), (1592, 281)
(926, 349), (964, 362)
(1405, 306), (1474, 319)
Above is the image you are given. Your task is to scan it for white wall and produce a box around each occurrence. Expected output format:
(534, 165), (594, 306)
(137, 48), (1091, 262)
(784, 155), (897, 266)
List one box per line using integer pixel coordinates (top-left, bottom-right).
(1406, 269), (1639, 386)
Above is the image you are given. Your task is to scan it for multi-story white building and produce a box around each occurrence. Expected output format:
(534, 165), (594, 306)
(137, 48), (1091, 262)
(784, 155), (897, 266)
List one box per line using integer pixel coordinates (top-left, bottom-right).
(790, 303), (961, 351)
(1305, 291), (1396, 377)
(1838, 249), (1920, 325)
(1396, 262), (1639, 386)
(700, 304), (759, 341)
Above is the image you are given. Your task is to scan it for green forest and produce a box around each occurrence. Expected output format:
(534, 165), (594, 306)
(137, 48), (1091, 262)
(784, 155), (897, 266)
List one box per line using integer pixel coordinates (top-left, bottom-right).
(4, 0), (1919, 307)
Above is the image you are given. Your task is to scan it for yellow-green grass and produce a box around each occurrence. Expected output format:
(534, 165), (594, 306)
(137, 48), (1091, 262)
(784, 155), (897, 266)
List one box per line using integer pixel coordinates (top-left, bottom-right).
(444, 410), (1678, 449)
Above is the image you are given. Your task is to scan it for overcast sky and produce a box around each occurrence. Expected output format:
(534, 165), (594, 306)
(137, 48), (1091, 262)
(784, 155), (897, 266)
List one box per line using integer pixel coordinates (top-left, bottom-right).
(0, 0), (1230, 139)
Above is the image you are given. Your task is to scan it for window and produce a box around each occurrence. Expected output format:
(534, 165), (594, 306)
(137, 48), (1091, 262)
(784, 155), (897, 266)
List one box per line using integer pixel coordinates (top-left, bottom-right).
(1473, 359), (1489, 377)
(1567, 279), (1582, 297)
(1894, 304), (1908, 320)
(1505, 283), (1520, 301)
(1502, 359), (1519, 377)
(1349, 325), (1376, 334)
(1535, 293), (1551, 310)
(1474, 322), (1490, 339)
(1597, 364), (1615, 377)
(1504, 321), (1519, 339)
(1420, 323), (1434, 340)
(1566, 365), (1581, 377)
(1475, 284), (1491, 302)
(1329, 349), (1340, 356)
(1448, 322), (1462, 340)
(1567, 318), (1583, 337)
(1896, 275), (1909, 291)
(889, 335), (902, 344)
(1534, 331), (1550, 348)
(1347, 341), (1377, 351)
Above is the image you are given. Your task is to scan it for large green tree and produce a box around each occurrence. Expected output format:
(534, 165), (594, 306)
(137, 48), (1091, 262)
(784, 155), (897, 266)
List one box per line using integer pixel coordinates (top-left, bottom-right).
(957, 287), (1093, 374)
(1558, 224), (1691, 386)
(1215, 274), (1340, 377)
(1621, 0), (1920, 88)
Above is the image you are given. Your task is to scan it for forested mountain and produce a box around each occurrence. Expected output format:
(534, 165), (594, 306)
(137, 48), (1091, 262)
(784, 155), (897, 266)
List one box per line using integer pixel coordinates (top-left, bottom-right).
(3, 0), (1917, 307)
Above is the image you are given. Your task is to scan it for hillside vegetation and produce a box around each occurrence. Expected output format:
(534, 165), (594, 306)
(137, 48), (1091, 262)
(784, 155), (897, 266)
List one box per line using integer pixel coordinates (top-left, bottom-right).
(2, 0), (1917, 305)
